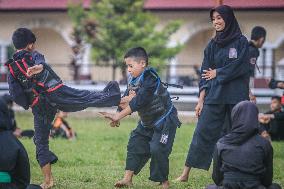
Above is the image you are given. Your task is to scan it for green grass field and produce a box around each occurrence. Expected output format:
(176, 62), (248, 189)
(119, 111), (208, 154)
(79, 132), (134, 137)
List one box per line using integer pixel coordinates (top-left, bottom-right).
(17, 112), (284, 189)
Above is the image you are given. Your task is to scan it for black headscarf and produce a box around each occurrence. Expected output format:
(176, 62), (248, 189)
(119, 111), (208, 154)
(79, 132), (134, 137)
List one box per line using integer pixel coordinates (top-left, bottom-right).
(210, 5), (242, 47)
(219, 101), (259, 145)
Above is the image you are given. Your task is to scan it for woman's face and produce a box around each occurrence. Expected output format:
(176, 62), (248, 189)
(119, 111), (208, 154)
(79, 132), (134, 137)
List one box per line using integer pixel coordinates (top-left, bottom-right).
(212, 11), (225, 31)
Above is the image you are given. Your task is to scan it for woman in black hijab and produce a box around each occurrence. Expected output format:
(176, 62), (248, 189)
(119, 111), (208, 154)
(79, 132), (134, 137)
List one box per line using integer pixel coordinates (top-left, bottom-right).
(176, 5), (250, 182)
(207, 101), (281, 189)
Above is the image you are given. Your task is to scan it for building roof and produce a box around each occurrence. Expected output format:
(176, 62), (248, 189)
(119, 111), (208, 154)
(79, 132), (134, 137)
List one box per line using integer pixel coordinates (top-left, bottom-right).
(0, 0), (90, 11)
(144, 0), (284, 10)
(0, 0), (283, 11)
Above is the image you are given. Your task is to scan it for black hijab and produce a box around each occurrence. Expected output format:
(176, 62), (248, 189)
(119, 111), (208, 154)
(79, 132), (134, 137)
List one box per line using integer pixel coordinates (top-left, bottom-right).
(219, 101), (259, 145)
(210, 5), (242, 47)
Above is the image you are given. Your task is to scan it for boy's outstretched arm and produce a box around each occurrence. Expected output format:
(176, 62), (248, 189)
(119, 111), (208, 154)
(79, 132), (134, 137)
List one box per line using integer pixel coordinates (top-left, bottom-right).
(119, 90), (136, 110)
(100, 105), (132, 127)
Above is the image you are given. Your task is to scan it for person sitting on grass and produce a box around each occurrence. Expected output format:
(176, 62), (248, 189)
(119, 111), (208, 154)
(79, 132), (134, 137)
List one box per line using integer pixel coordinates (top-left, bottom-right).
(50, 111), (76, 140)
(206, 101), (281, 189)
(259, 96), (284, 141)
(0, 96), (41, 189)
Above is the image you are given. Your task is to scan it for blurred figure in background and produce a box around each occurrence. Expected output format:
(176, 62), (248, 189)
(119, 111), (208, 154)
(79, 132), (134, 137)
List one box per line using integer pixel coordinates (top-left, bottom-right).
(51, 111), (76, 140)
(259, 96), (284, 141)
(248, 26), (266, 103)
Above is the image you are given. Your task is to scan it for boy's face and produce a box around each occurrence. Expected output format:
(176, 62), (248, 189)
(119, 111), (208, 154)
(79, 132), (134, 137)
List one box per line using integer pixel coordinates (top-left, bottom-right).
(125, 57), (146, 78)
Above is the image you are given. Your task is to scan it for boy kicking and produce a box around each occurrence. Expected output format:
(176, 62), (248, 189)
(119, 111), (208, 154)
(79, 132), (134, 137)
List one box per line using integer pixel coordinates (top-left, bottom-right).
(6, 28), (121, 188)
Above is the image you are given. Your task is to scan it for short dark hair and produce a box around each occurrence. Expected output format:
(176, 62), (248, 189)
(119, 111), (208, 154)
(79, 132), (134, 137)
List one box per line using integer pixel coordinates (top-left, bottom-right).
(251, 26), (266, 41)
(12, 28), (36, 49)
(271, 96), (281, 102)
(124, 47), (148, 65)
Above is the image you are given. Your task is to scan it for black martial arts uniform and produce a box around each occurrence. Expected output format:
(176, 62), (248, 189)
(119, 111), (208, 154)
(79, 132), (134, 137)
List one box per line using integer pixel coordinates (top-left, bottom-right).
(122, 67), (181, 182)
(206, 101), (281, 189)
(185, 5), (250, 170)
(0, 97), (30, 189)
(6, 50), (121, 168)
(259, 110), (284, 141)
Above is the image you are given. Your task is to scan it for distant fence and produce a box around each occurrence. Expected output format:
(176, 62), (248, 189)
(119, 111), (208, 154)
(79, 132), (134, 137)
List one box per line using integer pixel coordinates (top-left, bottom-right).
(0, 63), (200, 85)
(2, 62), (284, 88)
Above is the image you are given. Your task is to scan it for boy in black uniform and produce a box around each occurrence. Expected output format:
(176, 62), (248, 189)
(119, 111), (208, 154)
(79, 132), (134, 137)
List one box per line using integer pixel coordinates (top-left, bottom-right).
(248, 26), (266, 102)
(101, 47), (181, 189)
(6, 28), (121, 188)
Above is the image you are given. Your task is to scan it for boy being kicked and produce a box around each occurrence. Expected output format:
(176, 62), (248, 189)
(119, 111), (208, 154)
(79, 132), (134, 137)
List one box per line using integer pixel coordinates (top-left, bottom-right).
(6, 28), (121, 189)
(101, 47), (181, 189)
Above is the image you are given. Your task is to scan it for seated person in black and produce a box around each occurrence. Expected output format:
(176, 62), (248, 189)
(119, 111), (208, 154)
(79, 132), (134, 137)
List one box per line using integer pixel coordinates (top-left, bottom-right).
(1, 94), (34, 138)
(0, 96), (41, 189)
(206, 101), (281, 189)
(259, 96), (284, 141)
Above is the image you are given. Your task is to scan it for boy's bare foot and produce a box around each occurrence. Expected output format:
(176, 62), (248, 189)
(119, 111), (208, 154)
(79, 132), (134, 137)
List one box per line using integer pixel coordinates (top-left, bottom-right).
(175, 175), (188, 182)
(174, 175), (188, 182)
(40, 179), (54, 189)
(41, 163), (54, 189)
(159, 180), (170, 189)
(114, 179), (133, 188)
(160, 181), (170, 189)
(115, 170), (134, 188)
(174, 166), (191, 182)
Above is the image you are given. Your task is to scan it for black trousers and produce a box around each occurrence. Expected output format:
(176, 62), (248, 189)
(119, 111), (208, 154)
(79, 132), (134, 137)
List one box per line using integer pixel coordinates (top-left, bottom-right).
(32, 103), (58, 167)
(32, 81), (121, 167)
(125, 119), (178, 182)
(185, 104), (235, 170)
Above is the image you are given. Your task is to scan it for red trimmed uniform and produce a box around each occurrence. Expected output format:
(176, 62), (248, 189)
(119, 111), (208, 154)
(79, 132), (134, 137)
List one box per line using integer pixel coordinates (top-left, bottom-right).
(6, 50), (121, 167)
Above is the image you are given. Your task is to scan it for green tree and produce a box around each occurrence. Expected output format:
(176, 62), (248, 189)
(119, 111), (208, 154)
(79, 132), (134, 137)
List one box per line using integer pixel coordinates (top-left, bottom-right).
(68, 0), (182, 80)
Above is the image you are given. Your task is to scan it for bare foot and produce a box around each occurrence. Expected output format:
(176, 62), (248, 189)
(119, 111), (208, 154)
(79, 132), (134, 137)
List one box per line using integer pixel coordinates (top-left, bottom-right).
(114, 179), (133, 188)
(40, 179), (54, 189)
(174, 175), (188, 182)
(161, 181), (170, 189)
(174, 166), (191, 182)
